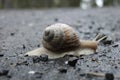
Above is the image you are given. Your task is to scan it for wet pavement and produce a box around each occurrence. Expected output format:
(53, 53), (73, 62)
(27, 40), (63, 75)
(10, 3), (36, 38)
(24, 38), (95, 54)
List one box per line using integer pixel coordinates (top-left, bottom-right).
(0, 7), (120, 80)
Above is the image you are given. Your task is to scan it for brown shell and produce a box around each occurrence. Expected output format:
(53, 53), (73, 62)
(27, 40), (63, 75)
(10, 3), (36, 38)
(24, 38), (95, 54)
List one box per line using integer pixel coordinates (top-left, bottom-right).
(42, 23), (80, 52)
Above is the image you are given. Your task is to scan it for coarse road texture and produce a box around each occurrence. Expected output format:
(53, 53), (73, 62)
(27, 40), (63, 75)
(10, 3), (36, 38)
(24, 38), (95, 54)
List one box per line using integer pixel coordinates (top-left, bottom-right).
(0, 7), (120, 80)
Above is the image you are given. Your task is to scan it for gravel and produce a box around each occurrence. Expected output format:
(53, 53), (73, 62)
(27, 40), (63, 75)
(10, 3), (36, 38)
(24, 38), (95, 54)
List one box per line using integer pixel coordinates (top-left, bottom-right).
(0, 7), (120, 80)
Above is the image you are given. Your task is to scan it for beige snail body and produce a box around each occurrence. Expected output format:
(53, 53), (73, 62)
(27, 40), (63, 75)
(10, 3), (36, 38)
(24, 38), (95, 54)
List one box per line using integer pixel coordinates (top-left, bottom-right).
(25, 23), (107, 59)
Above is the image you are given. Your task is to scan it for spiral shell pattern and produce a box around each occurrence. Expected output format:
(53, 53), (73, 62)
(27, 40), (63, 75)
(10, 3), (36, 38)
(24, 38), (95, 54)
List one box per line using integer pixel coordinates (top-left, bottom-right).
(42, 23), (80, 52)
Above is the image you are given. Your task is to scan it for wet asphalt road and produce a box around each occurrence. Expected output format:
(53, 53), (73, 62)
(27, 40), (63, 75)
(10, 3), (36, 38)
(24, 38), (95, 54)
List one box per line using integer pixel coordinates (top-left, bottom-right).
(0, 7), (120, 80)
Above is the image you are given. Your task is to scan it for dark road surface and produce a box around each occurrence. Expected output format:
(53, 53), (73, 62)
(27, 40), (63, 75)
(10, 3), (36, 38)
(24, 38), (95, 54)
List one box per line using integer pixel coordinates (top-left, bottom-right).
(0, 7), (120, 80)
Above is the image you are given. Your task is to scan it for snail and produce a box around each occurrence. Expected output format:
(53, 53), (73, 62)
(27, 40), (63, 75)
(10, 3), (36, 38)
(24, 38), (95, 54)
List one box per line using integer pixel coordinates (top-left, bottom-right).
(25, 23), (107, 59)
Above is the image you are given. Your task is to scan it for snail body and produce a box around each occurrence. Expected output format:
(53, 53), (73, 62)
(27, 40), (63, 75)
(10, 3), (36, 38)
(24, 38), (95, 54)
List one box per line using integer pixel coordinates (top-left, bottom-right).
(25, 23), (107, 59)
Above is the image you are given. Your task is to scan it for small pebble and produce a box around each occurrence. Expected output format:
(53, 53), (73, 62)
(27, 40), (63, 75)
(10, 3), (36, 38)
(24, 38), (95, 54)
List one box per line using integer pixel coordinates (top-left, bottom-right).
(37, 44), (40, 47)
(79, 73), (86, 76)
(33, 56), (40, 63)
(89, 26), (93, 29)
(0, 54), (4, 57)
(10, 33), (15, 36)
(87, 65), (89, 67)
(111, 28), (115, 31)
(102, 36), (113, 45)
(7, 75), (12, 78)
(23, 44), (26, 49)
(24, 54), (28, 57)
(91, 21), (95, 24)
(54, 18), (58, 22)
(97, 27), (104, 31)
(0, 69), (9, 76)
(66, 57), (78, 67)
(91, 57), (97, 62)
(103, 40), (113, 45)
(65, 61), (68, 64)
(105, 73), (114, 80)
(34, 72), (43, 78)
(40, 54), (48, 62)
(114, 66), (118, 69)
(84, 32), (91, 35)
(6, 71), (12, 78)
(16, 61), (28, 65)
(28, 71), (35, 74)
(58, 68), (67, 73)
(112, 44), (119, 47)
(28, 71), (43, 78)
(79, 55), (84, 59)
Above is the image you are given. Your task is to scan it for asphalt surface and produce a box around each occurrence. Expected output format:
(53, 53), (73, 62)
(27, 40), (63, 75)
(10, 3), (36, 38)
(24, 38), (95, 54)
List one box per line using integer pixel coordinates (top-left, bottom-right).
(0, 7), (120, 80)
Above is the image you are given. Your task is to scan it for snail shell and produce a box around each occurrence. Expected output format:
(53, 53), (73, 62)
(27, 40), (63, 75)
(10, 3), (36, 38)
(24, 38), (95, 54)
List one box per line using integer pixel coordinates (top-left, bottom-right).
(42, 23), (80, 52)
(25, 23), (107, 59)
